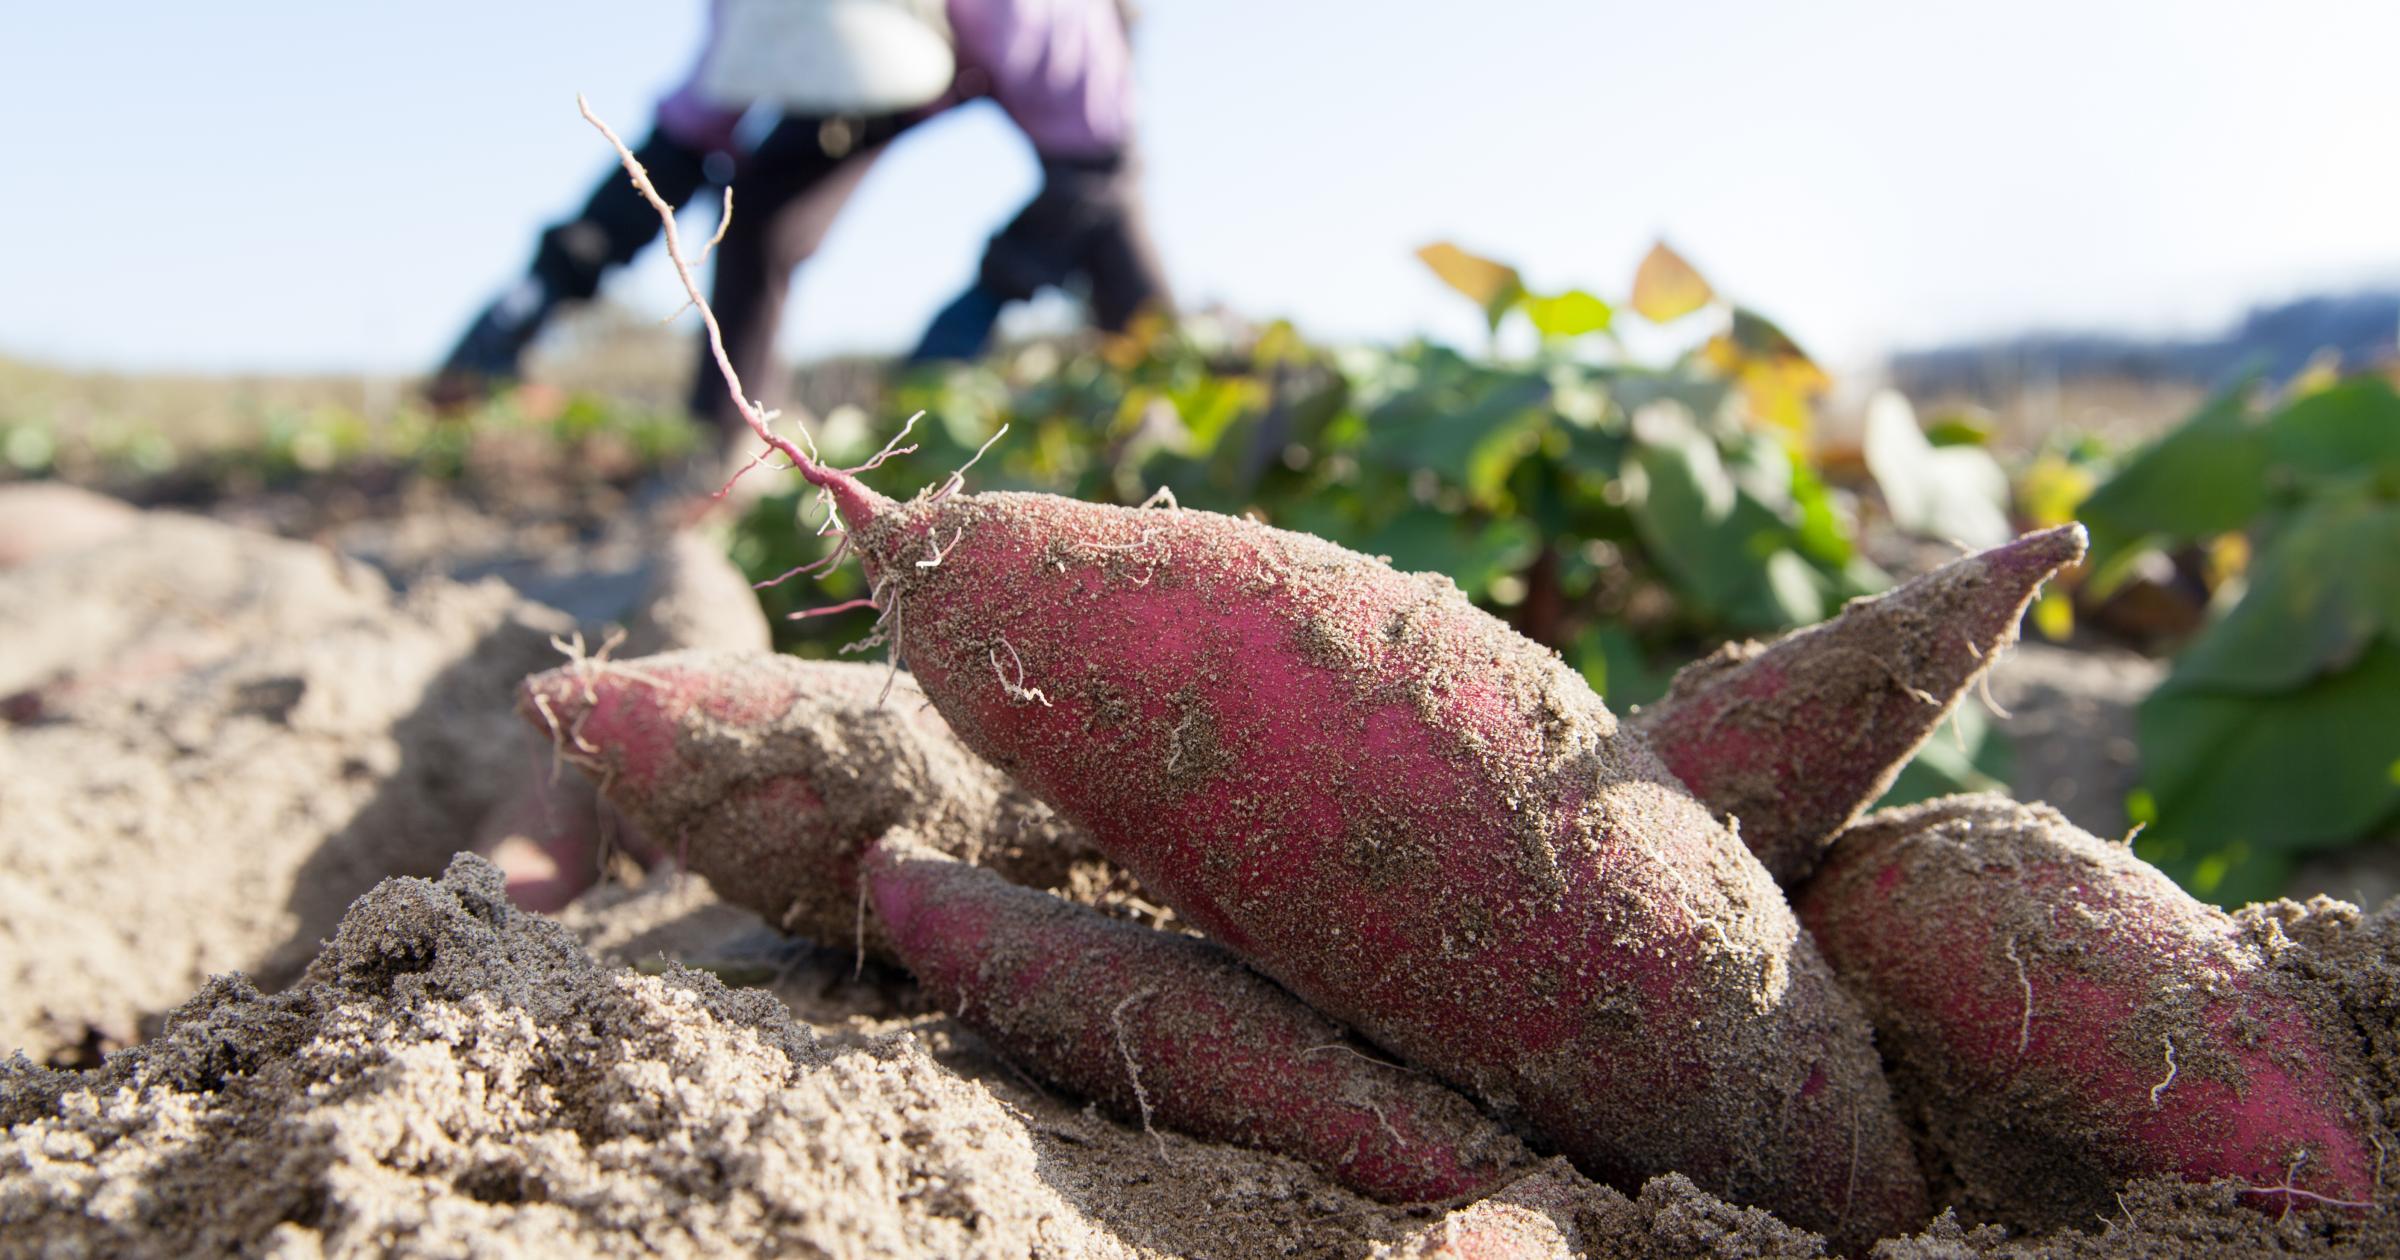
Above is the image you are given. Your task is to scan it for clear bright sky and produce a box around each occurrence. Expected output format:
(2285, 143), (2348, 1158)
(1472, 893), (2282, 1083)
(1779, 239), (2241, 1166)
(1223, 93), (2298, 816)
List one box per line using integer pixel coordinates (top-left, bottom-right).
(5, 1), (2398, 374)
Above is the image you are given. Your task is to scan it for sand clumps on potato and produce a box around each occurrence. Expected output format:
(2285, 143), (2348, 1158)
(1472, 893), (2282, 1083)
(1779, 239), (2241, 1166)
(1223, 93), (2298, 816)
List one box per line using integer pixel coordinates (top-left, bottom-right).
(1634, 525), (2087, 886)
(835, 486), (1926, 1247)
(866, 833), (1532, 1204)
(515, 651), (1101, 958)
(1800, 794), (2379, 1230)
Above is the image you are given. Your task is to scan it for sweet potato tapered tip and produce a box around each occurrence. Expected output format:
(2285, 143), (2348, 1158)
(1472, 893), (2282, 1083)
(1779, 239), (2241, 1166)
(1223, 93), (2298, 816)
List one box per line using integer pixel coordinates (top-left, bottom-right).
(512, 650), (1092, 950)
(1636, 523), (2087, 886)
(865, 832), (1531, 1204)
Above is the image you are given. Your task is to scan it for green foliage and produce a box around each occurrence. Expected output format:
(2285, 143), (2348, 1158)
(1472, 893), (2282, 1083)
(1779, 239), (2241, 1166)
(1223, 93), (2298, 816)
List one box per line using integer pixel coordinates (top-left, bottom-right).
(1862, 391), (2012, 550)
(2091, 375), (2400, 902)
(2076, 384), (2270, 581)
(736, 243), (2002, 806)
(0, 381), (695, 499)
(741, 246), (1908, 682)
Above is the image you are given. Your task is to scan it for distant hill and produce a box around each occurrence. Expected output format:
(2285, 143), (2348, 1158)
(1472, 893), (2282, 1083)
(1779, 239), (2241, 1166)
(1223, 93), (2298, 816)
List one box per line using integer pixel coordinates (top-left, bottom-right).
(1889, 289), (2400, 398)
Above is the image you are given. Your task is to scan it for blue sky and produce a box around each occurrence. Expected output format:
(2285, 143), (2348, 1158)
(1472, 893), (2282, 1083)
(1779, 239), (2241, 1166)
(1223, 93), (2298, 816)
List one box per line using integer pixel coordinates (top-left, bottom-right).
(4, 1), (2398, 373)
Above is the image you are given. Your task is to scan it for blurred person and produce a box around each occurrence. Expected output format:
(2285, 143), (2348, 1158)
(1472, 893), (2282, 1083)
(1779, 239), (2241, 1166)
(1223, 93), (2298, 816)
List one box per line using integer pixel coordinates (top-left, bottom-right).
(431, 0), (1173, 438)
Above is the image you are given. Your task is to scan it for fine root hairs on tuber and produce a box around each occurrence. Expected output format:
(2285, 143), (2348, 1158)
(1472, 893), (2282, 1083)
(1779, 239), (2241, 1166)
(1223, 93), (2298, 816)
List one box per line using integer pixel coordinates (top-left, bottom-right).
(864, 832), (1531, 1203)
(515, 650), (1091, 956)
(1798, 793), (2377, 1229)
(833, 489), (1928, 1249)
(1633, 524), (2087, 887)
(575, 101), (1923, 1248)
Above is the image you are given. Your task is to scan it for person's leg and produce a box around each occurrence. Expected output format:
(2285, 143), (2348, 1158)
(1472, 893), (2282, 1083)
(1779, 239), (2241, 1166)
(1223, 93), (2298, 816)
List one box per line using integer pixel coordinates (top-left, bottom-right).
(532, 128), (714, 302)
(906, 284), (1007, 363)
(1068, 152), (1174, 333)
(690, 114), (910, 440)
(921, 149), (1172, 361)
(900, 159), (1086, 365)
(435, 129), (715, 394)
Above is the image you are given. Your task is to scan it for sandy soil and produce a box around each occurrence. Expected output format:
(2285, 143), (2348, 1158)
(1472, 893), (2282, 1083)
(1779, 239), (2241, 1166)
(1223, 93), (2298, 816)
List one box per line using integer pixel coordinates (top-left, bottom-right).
(4, 495), (2396, 1259)
(0, 499), (766, 1068)
(7, 855), (2391, 1259)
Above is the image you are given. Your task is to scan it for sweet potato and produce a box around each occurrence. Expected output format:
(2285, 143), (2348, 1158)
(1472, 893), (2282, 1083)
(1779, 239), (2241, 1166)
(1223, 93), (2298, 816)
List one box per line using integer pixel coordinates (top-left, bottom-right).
(1797, 794), (2376, 1227)
(472, 755), (620, 913)
(865, 831), (1530, 1202)
(515, 649), (1093, 954)
(1634, 525), (2086, 886)
(797, 471), (1926, 1248)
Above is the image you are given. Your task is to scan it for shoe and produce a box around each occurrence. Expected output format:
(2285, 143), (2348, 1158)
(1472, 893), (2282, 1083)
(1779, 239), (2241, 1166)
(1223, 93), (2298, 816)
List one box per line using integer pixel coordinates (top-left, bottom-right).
(425, 279), (555, 411)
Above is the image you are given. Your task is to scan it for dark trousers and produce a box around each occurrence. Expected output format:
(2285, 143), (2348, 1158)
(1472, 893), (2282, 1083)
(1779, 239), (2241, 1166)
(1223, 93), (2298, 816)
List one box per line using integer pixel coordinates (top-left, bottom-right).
(533, 130), (717, 304)
(910, 149), (1174, 363)
(690, 113), (921, 433)
(501, 119), (1175, 439)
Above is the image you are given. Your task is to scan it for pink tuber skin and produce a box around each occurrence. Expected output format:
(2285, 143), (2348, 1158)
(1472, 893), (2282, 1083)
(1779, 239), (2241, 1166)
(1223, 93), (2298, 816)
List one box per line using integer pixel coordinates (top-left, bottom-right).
(514, 650), (1092, 953)
(865, 832), (1532, 1203)
(472, 763), (620, 913)
(774, 474), (1927, 1249)
(580, 110), (1921, 1245)
(1797, 794), (2377, 1228)
(1633, 525), (2087, 887)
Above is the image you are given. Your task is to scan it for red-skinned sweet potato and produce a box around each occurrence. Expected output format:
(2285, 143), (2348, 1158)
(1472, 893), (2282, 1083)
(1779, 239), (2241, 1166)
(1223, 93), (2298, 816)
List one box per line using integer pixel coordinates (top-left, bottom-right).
(865, 831), (1530, 1203)
(1634, 525), (2086, 886)
(515, 649), (1092, 954)
(1797, 794), (2376, 1227)
(791, 472), (1927, 1249)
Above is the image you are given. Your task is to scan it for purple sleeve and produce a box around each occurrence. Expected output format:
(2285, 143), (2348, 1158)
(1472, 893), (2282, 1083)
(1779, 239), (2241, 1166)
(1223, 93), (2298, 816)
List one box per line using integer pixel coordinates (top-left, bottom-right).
(654, 0), (746, 153)
(948, 0), (1135, 159)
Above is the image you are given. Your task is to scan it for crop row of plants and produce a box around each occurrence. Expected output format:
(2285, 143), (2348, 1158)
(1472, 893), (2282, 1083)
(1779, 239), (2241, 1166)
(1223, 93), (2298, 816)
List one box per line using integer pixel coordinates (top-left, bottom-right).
(0, 364), (694, 499)
(7, 244), (2390, 906)
(734, 243), (2018, 805)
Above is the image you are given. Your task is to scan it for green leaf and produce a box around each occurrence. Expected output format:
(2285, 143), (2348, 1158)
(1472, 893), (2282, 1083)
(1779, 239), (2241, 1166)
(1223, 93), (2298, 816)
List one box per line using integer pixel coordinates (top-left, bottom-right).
(1623, 404), (1824, 629)
(1786, 459), (1856, 568)
(1362, 508), (1539, 596)
(2135, 639), (2400, 905)
(1725, 307), (1811, 362)
(2077, 382), (2268, 569)
(1862, 390), (2012, 548)
(1722, 432), (1798, 515)
(1605, 368), (1733, 422)
(2260, 377), (2400, 483)
(1522, 289), (1614, 340)
(1875, 701), (2012, 809)
(1559, 418), (1628, 481)
(2162, 494), (2400, 694)
(1362, 369), (1551, 507)
(1572, 624), (1665, 707)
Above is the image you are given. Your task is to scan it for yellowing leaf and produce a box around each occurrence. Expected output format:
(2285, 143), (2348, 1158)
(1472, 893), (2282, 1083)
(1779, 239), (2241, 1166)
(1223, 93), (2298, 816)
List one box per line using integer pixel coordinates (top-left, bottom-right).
(2017, 453), (2096, 529)
(2206, 531), (2251, 588)
(1632, 241), (1714, 323)
(1522, 289), (1614, 340)
(1099, 306), (1171, 372)
(1737, 357), (1828, 440)
(1416, 242), (1524, 328)
(2289, 350), (2343, 399)
(2033, 588), (2075, 641)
